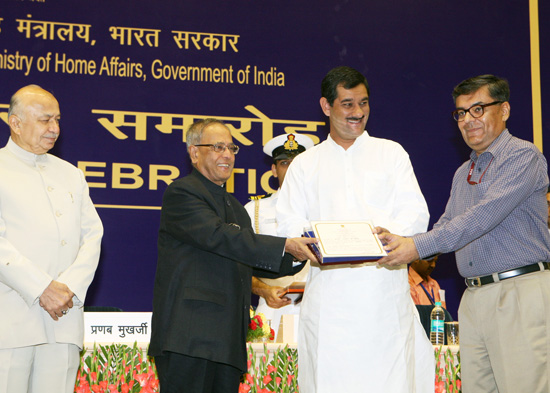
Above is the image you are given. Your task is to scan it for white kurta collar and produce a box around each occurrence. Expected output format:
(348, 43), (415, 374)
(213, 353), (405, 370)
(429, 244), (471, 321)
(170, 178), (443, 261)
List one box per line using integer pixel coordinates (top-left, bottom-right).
(6, 137), (48, 164)
(326, 131), (370, 153)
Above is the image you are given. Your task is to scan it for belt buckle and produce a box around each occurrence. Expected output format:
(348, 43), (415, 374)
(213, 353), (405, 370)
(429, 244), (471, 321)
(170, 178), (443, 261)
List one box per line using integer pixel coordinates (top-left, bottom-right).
(468, 277), (482, 287)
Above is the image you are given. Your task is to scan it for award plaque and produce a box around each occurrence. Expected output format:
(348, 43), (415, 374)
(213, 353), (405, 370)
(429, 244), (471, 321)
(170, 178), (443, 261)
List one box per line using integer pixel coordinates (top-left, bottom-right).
(304, 221), (387, 265)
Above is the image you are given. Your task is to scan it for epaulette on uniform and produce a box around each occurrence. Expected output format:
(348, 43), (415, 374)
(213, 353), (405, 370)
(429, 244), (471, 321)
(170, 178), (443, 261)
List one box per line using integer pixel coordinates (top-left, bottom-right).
(249, 193), (273, 201)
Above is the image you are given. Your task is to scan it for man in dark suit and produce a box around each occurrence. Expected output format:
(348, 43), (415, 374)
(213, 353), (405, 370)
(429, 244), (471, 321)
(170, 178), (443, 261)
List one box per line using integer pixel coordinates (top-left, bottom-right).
(149, 118), (317, 393)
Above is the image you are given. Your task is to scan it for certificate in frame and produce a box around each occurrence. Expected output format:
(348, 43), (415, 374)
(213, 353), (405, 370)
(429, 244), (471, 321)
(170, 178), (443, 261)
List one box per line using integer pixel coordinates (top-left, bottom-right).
(304, 221), (387, 265)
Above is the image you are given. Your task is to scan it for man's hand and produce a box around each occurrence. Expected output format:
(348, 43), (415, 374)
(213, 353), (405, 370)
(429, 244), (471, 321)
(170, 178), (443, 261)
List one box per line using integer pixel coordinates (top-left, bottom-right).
(376, 231), (419, 267)
(372, 226), (389, 235)
(252, 277), (291, 309)
(39, 280), (74, 321)
(284, 237), (318, 263)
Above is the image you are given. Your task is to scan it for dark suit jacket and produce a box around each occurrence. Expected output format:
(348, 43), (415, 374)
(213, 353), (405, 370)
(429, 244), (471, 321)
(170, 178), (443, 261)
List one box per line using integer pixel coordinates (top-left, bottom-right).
(149, 169), (298, 372)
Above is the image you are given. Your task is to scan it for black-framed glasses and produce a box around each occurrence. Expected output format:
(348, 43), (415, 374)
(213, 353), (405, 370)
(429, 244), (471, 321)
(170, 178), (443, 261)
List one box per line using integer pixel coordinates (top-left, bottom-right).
(452, 101), (503, 122)
(194, 142), (240, 154)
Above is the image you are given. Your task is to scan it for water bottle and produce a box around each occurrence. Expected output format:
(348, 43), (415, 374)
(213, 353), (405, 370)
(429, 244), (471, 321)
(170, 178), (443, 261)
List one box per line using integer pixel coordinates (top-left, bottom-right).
(430, 301), (445, 345)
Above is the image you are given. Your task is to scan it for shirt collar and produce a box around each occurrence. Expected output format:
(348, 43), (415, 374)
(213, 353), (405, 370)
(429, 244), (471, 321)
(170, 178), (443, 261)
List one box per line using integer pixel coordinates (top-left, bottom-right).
(326, 130), (369, 152)
(6, 137), (48, 164)
(408, 266), (428, 286)
(191, 168), (227, 196)
(469, 128), (511, 162)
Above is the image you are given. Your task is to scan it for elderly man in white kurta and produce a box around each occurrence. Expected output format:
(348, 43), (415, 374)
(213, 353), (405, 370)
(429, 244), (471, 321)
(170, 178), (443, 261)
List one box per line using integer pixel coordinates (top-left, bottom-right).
(0, 85), (103, 393)
(276, 67), (433, 392)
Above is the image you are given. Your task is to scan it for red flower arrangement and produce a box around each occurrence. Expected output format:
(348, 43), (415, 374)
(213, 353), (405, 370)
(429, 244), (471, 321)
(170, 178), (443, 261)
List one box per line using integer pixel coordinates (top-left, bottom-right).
(435, 346), (461, 393)
(247, 310), (275, 342)
(75, 341), (459, 392)
(74, 342), (159, 393)
(239, 344), (299, 393)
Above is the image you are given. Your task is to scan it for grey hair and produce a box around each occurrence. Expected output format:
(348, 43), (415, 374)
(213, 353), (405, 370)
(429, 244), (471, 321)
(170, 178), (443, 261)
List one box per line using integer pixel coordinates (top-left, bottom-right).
(186, 118), (227, 154)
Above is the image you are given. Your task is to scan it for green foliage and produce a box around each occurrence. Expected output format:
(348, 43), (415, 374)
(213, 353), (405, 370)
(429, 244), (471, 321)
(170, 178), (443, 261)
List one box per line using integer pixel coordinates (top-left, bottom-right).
(75, 342), (159, 393)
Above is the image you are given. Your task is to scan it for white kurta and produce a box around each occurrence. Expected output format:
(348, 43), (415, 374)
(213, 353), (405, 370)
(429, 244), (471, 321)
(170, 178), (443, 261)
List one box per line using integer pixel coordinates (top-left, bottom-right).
(244, 191), (308, 339)
(277, 132), (433, 393)
(0, 138), (103, 350)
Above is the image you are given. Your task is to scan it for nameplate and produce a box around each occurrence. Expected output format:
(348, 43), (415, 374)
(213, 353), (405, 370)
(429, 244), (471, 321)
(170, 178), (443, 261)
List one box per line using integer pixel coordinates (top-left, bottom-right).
(84, 312), (152, 343)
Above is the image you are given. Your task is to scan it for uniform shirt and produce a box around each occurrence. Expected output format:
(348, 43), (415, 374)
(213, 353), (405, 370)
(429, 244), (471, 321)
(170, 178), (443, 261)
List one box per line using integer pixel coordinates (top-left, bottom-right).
(244, 190), (308, 322)
(244, 191), (278, 237)
(0, 138), (103, 349)
(414, 130), (550, 277)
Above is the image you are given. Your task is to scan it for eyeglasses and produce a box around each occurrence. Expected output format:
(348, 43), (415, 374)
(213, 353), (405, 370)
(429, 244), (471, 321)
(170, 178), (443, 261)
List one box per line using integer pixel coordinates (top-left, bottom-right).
(452, 101), (503, 122)
(194, 142), (240, 154)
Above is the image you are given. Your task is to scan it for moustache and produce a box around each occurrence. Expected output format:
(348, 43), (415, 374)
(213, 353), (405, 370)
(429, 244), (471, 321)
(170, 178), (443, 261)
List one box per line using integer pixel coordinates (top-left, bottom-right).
(346, 116), (365, 122)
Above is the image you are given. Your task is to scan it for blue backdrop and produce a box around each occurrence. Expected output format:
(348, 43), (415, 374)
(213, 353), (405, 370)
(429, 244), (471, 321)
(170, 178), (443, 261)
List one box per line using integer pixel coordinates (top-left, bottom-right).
(1, 0), (548, 319)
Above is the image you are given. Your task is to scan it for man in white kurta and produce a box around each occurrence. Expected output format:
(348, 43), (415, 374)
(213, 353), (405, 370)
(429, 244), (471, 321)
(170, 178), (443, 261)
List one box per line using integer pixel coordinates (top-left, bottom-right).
(276, 67), (433, 392)
(0, 85), (103, 393)
(244, 133), (313, 339)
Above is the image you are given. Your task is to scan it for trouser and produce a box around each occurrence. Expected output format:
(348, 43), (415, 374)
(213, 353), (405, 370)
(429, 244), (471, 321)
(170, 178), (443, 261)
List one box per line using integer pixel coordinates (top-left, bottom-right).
(459, 270), (550, 393)
(155, 352), (242, 393)
(0, 343), (80, 393)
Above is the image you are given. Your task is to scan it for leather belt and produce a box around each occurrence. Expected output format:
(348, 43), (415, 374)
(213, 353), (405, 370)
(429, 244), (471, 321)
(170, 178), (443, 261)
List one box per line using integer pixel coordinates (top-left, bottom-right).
(465, 262), (550, 288)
